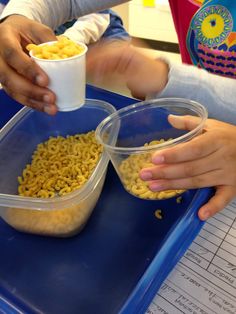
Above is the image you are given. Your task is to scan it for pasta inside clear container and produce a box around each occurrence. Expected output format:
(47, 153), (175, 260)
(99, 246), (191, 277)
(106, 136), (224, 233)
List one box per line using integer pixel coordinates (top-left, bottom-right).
(0, 99), (116, 237)
(96, 98), (208, 201)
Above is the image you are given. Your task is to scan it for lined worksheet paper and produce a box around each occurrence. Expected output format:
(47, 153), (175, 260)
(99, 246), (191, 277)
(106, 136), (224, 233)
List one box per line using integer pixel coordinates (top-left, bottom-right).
(147, 199), (236, 314)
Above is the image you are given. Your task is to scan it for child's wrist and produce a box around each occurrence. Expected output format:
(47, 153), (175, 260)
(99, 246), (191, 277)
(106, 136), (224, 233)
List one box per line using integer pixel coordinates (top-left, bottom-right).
(154, 58), (169, 93)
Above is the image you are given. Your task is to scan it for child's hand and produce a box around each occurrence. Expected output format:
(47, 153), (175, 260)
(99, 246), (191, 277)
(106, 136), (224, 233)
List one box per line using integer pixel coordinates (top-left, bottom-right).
(140, 116), (236, 220)
(86, 40), (169, 99)
(0, 15), (57, 114)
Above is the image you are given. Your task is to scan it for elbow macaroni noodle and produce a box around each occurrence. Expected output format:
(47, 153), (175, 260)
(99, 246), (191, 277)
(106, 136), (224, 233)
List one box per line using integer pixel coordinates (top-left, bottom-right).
(26, 36), (85, 60)
(119, 139), (185, 200)
(154, 209), (163, 220)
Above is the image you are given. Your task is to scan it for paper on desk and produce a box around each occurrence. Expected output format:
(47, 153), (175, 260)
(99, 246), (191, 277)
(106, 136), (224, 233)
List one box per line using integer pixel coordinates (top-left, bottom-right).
(147, 199), (236, 314)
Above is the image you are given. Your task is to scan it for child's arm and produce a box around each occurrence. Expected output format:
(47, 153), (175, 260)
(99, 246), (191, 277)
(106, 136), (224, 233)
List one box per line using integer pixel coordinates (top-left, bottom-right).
(156, 61), (236, 125)
(62, 13), (110, 44)
(60, 10), (129, 45)
(0, 0), (128, 29)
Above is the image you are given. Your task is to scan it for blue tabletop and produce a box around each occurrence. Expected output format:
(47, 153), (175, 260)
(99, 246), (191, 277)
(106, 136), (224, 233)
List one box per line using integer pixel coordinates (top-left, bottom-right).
(0, 86), (214, 314)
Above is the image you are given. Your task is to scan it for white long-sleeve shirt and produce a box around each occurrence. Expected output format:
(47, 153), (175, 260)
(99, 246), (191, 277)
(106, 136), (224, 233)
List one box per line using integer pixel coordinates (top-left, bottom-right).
(0, 0), (128, 29)
(1, 4), (110, 44)
(61, 13), (110, 44)
(0, 0), (129, 44)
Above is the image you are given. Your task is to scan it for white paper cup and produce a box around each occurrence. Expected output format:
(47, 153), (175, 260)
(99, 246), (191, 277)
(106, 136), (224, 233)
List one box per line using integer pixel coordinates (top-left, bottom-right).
(30, 41), (88, 111)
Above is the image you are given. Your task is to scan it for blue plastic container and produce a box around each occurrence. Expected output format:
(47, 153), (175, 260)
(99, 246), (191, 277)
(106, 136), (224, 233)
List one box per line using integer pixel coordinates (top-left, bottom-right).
(0, 86), (214, 314)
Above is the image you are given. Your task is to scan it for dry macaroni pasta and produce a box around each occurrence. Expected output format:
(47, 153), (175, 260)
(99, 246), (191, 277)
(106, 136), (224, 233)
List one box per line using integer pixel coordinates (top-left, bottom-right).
(26, 36), (85, 60)
(6, 179), (104, 237)
(17, 131), (102, 198)
(119, 140), (185, 200)
(154, 209), (163, 220)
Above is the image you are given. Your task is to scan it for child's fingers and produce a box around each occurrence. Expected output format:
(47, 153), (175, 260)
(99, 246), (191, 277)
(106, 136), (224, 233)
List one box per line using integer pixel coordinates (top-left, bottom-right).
(151, 131), (217, 164)
(168, 114), (205, 131)
(198, 186), (236, 220)
(140, 152), (220, 181)
(147, 169), (222, 191)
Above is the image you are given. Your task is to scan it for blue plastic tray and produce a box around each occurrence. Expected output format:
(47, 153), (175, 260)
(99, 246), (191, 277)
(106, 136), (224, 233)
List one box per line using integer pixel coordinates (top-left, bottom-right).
(0, 86), (214, 314)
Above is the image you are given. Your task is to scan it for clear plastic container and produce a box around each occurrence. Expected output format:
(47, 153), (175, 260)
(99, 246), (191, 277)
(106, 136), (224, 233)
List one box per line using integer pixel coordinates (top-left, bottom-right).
(0, 99), (116, 237)
(96, 98), (208, 200)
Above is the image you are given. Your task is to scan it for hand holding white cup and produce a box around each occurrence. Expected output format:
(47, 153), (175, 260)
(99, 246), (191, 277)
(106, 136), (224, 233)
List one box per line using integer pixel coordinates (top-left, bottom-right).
(27, 37), (88, 112)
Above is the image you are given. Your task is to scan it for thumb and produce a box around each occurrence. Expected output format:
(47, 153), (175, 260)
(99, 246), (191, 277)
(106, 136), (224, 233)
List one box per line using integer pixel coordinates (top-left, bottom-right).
(198, 186), (235, 220)
(168, 114), (203, 131)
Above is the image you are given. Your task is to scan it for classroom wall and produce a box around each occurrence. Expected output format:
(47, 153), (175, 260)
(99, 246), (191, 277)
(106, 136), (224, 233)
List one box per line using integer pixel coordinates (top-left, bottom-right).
(112, 1), (178, 43)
